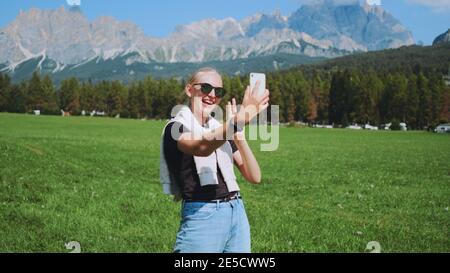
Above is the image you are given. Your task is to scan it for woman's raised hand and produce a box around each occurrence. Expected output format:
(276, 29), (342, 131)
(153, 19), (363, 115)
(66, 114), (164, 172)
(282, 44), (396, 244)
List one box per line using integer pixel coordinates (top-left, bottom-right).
(235, 81), (270, 126)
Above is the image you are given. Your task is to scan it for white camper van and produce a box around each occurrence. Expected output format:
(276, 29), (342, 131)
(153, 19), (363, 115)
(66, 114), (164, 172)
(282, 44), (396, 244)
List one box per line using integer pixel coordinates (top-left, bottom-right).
(435, 124), (450, 133)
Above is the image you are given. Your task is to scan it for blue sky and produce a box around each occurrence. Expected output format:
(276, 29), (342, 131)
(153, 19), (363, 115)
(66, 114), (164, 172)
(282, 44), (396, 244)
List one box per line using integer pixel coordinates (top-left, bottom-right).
(0, 0), (449, 45)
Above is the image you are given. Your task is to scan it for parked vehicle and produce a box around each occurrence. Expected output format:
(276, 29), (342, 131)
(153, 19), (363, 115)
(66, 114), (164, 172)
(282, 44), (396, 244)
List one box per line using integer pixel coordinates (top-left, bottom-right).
(364, 124), (379, 130)
(435, 124), (450, 133)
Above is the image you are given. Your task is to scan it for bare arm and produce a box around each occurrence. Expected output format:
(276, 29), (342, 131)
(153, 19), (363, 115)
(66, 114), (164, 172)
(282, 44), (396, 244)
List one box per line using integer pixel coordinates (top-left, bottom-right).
(178, 83), (269, 158)
(177, 120), (232, 157)
(229, 90), (269, 184)
(233, 132), (261, 184)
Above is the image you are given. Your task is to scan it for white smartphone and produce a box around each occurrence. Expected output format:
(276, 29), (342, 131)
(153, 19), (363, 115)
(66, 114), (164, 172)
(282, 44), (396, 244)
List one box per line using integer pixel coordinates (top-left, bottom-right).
(250, 73), (266, 98)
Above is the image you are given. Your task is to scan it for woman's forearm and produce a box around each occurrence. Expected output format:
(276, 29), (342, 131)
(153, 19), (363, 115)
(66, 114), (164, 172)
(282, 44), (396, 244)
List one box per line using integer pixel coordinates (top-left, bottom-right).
(178, 119), (233, 157)
(234, 134), (261, 184)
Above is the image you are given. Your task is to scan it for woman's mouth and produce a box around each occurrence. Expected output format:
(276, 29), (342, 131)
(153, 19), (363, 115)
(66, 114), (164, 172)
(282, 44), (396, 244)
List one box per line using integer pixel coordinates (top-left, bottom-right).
(202, 96), (215, 106)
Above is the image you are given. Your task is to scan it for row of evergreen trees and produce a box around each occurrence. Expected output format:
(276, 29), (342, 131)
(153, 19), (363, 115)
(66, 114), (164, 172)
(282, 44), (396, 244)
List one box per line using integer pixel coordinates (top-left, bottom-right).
(268, 69), (449, 130)
(0, 68), (449, 129)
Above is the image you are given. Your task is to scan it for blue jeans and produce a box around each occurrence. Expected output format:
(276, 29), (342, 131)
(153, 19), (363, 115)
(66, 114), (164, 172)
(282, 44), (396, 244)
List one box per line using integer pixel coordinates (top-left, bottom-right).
(174, 197), (251, 253)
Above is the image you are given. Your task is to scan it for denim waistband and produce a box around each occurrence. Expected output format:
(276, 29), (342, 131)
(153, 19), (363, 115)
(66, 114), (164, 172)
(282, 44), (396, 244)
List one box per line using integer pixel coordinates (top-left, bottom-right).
(183, 192), (241, 204)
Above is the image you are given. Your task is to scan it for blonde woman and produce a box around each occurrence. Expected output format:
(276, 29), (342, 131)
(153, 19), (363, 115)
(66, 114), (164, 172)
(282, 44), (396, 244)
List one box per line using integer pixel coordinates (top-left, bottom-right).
(160, 67), (270, 253)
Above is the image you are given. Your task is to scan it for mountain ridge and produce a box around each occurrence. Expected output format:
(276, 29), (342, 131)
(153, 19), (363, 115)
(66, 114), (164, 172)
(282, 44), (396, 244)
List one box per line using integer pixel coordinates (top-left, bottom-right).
(433, 29), (450, 45)
(0, 1), (415, 81)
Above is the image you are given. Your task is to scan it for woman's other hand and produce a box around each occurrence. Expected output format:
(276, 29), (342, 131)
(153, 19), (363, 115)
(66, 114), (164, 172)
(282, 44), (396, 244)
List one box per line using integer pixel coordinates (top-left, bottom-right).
(235, 81), (270, 126)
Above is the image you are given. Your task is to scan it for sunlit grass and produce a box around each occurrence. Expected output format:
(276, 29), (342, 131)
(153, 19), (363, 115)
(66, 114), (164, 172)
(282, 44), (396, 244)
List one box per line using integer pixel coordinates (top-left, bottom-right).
(0, 113), (449, 252)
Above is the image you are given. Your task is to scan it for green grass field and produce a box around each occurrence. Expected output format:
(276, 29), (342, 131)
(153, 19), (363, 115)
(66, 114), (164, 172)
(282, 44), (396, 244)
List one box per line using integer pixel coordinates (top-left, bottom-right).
(0, 113), (449, 253)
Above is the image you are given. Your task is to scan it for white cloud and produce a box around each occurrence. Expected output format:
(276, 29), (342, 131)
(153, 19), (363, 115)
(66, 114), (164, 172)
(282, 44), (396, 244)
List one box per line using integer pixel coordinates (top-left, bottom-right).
(407, 0), (450, 11)
(66, 0), (81, 6)
(298, 0), (360, 6)
(366, 0), (381, 5)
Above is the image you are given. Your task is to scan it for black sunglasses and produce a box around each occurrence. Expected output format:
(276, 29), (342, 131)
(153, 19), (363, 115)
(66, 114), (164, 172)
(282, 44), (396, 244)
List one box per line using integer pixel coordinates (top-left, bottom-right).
(193, 83), (226, 98)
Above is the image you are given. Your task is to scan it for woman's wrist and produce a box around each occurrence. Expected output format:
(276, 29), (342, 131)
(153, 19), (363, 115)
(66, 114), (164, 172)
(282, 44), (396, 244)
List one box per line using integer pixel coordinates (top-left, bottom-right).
(233, 131), (246, 142)
(234, 111), (247, 129)
(225, 118), (242, 140)
(233, 122), (244, 133)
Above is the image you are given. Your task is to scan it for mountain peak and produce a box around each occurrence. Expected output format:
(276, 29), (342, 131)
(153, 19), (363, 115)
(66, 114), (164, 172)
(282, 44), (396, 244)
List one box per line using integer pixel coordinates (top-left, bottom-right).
(0, 4), (414, 70)
(433, 29), (450, 46)
(289, 0), (414, 51)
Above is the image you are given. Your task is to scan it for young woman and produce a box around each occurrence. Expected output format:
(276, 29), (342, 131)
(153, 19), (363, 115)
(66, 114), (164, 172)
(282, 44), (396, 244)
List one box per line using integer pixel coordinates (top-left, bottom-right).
(160, 67), (270, 253)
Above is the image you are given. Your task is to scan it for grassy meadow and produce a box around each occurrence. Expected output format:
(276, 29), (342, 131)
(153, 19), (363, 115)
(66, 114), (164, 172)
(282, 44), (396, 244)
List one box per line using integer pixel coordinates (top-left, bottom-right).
(0, 113), (449, 253)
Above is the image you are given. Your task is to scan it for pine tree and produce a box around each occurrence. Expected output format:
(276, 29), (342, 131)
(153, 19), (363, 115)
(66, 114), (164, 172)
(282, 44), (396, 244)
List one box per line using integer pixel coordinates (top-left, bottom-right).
(220, 74), (232, 109)
(26, 71), (44, 112)
(79, 81), (96, 114)
(383, 73), (408, 122)
(41, 75), (59, 114)
(295, 71), (310, 122)
(367, 72), (383, 125)
(127, 82), (140, 119)
(0, 73), (11, 112)
(439, 87), (450, 123)
(93, 81), (108, 113)
(230, 76), (244, 103)
(59, 77), (81, 114)
(7, 82), (27, 113)
(346, 70), (362, 123)
(307, 96), (318, 122)
(268, 74), (284, 122)
(137, 80), (150, 118)
(417, 72), (432, 129)
(311, 72), (328, 124)
(329, 71), (351, 125)
(405, 73), (419, 129)
(428, 73), (445, 126)
(286, 94), (295, 122)
(144, 76), (162, 118)
(106, 80), (127, 117)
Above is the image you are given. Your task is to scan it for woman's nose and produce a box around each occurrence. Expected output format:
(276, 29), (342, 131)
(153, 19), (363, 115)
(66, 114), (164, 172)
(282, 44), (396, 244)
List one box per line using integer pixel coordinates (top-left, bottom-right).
(205, 89), (216, 98)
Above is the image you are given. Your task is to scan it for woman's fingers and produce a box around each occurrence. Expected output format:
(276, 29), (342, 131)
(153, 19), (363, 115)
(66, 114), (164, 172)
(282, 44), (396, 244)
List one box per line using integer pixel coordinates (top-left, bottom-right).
(258, 99), (270, 113)
(259, 103), (270, 113)
(226, 101), (232, 116)
(261, 96), (270, 106)
(238, 86), (270, 123)
(258, 90), (270, 104)
(260, 94), (269, 103)
(243, 86), (250, 101)
(251, 81), (261, 96)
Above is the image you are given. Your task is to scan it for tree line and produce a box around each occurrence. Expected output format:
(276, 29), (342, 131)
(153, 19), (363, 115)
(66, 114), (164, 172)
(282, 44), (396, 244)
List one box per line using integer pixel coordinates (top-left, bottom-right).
(267, 68), (449, 130)
(0, 66), (449, 130)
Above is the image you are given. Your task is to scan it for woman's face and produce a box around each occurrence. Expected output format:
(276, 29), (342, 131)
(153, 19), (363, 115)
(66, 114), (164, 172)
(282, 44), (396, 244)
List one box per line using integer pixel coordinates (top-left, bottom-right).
(186, 71), (223, 117)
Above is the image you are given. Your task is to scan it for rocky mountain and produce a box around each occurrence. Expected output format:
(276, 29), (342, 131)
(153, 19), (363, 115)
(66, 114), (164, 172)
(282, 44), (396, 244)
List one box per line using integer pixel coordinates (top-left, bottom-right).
(0, 0), (414, 82)
(288, 0), (414, 51)
(433, 29), (450, 45)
